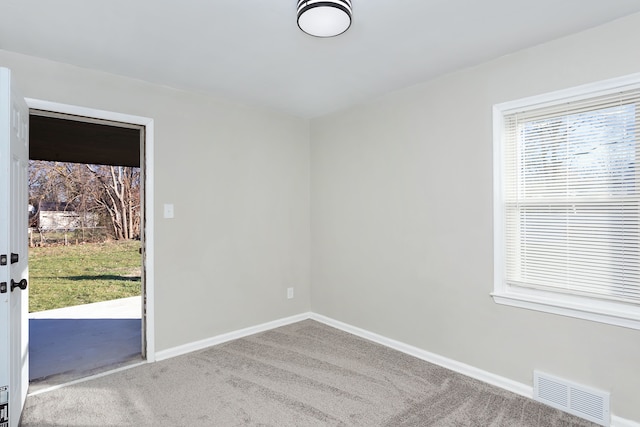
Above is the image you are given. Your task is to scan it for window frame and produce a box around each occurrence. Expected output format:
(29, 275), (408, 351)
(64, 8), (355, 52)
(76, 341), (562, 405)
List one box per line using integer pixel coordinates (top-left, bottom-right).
(493, 73), (640, 330)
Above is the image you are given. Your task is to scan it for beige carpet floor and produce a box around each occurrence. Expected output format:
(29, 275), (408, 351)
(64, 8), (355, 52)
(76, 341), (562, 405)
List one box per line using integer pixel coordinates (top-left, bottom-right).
(21, 320), (599, 426)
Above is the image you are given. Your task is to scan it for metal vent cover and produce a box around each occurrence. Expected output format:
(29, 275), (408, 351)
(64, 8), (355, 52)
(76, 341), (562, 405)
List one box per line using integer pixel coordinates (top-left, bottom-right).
(533, 370), (610, 426)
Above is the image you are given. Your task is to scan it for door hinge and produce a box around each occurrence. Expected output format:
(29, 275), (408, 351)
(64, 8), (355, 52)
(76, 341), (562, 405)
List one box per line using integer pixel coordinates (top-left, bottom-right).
(10, 253), (18, 264)
(0, 254), (6, 266)
(0, 386), (7, 424)
(0, 282), (6, 293)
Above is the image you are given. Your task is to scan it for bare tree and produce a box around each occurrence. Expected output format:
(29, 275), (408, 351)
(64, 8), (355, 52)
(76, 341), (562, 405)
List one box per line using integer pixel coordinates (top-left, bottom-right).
(29, 161), (141, 241)
(86, 165), (140, 240)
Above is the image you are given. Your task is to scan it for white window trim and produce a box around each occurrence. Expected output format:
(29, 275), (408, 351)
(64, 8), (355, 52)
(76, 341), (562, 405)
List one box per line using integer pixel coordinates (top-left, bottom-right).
(493, 73), (640, 330)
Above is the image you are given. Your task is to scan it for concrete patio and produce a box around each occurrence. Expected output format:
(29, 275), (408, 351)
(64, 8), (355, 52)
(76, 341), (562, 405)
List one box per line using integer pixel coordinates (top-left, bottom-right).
(29, 296), (143, 392)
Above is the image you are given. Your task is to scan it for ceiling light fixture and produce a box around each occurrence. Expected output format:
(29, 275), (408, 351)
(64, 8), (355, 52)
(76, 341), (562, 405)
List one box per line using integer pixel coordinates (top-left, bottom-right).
(297, 0), (352, 38)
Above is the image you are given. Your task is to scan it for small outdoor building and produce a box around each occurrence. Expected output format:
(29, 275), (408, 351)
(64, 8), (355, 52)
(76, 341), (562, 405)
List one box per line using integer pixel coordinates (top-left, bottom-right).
(34, 202), (99, 231)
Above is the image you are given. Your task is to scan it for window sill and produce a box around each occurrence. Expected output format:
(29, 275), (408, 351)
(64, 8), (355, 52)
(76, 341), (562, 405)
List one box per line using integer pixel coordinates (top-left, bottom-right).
(491, 288), (640, 330)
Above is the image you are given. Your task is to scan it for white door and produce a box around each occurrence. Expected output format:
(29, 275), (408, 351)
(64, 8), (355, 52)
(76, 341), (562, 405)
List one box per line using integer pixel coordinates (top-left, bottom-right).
(0, 67), (29, 427)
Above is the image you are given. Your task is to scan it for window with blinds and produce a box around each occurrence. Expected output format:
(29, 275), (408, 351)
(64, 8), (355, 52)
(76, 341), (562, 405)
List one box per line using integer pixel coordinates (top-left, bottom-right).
(493, 75), (640, 329)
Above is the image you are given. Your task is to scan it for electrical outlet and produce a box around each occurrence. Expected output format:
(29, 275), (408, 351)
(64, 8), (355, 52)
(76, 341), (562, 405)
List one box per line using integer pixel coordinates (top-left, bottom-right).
(287, 287), (294, 299)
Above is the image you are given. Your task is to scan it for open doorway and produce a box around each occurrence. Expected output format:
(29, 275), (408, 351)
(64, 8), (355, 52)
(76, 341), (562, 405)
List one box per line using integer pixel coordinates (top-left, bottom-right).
(26, 109), (150, 390)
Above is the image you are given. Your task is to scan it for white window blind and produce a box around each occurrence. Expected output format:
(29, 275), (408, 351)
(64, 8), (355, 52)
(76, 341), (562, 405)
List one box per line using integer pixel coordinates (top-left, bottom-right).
(502, 87), (640, 305)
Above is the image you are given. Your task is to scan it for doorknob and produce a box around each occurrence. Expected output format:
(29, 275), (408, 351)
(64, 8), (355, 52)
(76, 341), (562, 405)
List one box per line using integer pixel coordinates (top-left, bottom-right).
(10, 278), (27, 291)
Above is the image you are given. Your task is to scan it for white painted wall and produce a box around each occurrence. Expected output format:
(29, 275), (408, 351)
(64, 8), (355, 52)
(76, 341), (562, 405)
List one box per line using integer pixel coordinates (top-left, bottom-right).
(310, 13), (640, 423)
(0, 49), (311, 351)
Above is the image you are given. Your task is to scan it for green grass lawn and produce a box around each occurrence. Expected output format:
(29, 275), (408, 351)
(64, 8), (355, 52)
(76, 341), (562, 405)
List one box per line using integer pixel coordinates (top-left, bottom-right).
(28, 240), (142, 312)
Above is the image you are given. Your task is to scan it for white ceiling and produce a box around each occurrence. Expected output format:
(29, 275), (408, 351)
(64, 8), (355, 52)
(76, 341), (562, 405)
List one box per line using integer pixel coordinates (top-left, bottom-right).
(2, 1), (640, 118)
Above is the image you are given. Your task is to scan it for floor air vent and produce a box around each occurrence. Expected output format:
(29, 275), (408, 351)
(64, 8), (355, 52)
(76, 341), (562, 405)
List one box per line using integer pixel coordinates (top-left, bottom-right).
(533, 370), (610, 426)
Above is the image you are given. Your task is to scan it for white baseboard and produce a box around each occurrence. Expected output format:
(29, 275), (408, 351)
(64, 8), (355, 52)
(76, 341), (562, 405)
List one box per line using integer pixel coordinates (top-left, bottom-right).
(155, 312), (312, 361)
(309, 313), (639, 427)
(154, 311), (639, 427)
(309, 313), (532, 397)
(612, 417), (640, 427)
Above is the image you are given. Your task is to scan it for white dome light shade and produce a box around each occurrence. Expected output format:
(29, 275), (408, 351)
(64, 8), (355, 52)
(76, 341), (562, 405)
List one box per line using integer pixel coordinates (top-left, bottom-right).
(297, 0), (352, 38)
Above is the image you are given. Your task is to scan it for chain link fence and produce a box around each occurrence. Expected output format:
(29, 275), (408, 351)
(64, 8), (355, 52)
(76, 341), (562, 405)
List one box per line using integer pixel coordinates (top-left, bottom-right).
(29, 227), (111, 246)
